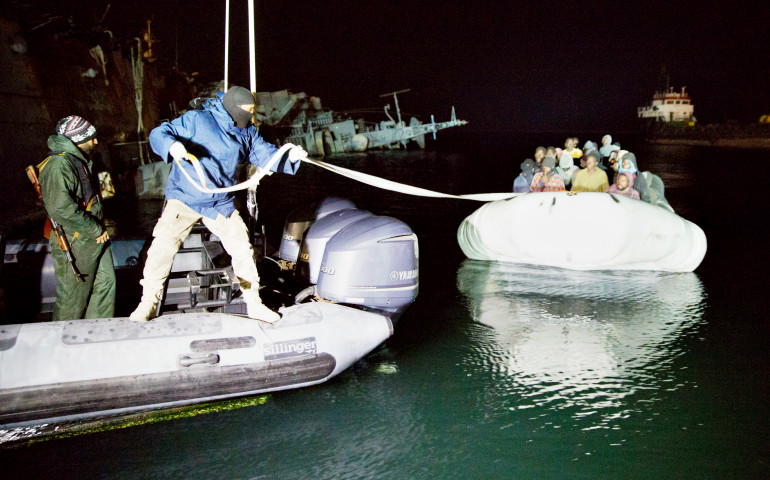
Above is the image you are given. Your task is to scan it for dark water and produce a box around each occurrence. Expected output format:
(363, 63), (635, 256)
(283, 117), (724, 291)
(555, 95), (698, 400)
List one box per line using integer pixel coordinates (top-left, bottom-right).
(2, 133), (769, 478)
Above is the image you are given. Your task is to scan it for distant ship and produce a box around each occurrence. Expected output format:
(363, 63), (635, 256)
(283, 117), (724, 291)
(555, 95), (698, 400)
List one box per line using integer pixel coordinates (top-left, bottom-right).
(638, 86), (695, 124)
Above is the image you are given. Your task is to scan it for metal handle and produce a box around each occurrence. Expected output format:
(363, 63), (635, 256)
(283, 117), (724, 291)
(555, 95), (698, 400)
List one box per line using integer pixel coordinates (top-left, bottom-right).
(179, 353), (220, 367)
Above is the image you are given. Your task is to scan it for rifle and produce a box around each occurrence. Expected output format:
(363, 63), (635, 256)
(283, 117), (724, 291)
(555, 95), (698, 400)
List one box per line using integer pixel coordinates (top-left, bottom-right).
(26, 165), (85, 282)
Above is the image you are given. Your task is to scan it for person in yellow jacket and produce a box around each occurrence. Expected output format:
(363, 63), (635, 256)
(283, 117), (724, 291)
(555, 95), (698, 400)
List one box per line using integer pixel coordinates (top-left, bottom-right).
(571, 152), (609, 193)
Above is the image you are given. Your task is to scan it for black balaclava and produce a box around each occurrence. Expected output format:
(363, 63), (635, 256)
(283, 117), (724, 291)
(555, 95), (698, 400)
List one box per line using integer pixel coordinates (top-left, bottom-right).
(222, 86), (255, 128)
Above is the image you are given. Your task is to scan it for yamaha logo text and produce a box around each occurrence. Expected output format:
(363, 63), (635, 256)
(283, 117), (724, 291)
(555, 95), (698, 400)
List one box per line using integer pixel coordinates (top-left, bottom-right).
(390, 269), (418, 281)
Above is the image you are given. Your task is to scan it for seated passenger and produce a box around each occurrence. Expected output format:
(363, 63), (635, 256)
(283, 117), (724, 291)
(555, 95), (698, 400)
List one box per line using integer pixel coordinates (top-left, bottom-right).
(619, 152), (651, 203)
(606, 172), (640, 200)
(618, 155), (638, 184)
(583, 141), (606, 169)
(534, 146), (546, 170)
(599, 135), (620, 159)
(571, 152), (609, 192)
(564, 138), (583, 159)
(530, 156), (565, 192)
(513, 159), (537, 193)
(556, 153), (578, 188)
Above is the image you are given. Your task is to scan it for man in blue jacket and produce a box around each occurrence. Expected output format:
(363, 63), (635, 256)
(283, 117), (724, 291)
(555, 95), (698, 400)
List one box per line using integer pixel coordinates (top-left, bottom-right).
(130, 86), (305, 322)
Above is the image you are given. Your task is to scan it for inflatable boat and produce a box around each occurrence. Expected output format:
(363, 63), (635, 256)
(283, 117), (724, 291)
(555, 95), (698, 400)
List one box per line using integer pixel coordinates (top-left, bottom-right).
(457, 191), (706, 272)
(0, 197), (418, 428)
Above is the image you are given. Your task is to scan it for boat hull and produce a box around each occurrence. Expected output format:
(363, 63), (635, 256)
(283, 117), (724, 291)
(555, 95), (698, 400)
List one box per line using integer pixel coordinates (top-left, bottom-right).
(457, 192), (706, 272)
(0, 303), (392, 428)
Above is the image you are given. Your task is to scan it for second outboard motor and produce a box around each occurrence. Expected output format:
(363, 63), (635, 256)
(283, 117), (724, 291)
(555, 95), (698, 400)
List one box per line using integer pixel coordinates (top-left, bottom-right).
(278, 197), (356, 262)
(317, 216), (418, 312)
(296, 209), (374, 285)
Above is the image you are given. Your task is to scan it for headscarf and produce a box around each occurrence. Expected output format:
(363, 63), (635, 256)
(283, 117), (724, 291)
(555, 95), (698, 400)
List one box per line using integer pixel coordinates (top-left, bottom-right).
(600, 135), (620, 157)
(618, 156), (638, 176)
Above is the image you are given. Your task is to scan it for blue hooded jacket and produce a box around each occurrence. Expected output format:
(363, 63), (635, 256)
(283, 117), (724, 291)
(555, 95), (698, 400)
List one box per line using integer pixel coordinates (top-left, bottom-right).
(149, 93), (299, 219)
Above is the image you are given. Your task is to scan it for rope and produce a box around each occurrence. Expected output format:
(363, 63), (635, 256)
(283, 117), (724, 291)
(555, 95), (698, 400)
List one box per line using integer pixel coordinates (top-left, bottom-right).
(174, 143), (520, 202)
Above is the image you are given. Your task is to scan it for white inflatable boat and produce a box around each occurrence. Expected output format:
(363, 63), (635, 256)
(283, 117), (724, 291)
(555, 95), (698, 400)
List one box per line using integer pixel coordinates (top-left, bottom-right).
(0, 305), (391, 428)
(457, 191), (706, 272)
(0, 197), (419, 428)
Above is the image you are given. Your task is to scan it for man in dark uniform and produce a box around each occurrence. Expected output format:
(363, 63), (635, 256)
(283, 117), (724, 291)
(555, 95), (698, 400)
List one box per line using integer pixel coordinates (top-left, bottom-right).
(39, 116), (115, 321)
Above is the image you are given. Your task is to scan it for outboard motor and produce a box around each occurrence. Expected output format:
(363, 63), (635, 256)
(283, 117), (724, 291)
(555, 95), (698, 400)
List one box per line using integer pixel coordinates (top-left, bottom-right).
(278, 197), (356, 262)
(316, 216), (418, 317)
(296, 209), (374, 286)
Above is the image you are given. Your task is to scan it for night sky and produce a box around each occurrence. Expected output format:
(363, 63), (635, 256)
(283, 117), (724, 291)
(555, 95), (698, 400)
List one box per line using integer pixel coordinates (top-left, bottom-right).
(21, 0), (770, 132)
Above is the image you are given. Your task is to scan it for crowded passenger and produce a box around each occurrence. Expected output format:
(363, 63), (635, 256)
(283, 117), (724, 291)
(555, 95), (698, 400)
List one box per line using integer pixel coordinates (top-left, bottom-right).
(619, 152), (651, 203)
(572, 155), (587, 185)
(599, 135), (620, 159)
(582, 141), (606, 170)
(563, 138), (583, 159)
(556, 153), (578, 188)
(529, 156), (565, 192)
(534, 147), (546, 171)
(570, 151), (609, 192)
(606, 172), (640, 200)
(513, 159), (537, 193)
(618, 155), (638, 185)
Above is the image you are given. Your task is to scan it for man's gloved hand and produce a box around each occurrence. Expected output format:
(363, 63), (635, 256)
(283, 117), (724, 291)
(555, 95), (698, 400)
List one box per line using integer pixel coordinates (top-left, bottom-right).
(169, 141), (188, 162)
(288, 145), (307, 163)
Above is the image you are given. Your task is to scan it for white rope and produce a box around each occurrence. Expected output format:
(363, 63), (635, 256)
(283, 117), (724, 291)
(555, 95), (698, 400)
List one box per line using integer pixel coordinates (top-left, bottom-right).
(174, 143), (520, 202)
(174, 144), (292, 194)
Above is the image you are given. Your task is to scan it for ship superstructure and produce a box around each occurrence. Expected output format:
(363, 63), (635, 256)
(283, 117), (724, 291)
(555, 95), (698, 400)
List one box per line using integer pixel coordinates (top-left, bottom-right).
(638, 86), (694, 123)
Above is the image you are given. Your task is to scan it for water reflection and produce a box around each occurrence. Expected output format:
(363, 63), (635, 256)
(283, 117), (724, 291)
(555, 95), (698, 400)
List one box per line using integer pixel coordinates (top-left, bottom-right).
(456, 260), (706, 423)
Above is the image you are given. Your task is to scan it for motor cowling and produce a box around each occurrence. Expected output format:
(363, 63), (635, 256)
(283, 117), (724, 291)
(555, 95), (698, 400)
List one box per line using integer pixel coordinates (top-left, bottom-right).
(317, 216), (419, 309)
(278, 197), (356, 261)
(296, 208), (374, 285)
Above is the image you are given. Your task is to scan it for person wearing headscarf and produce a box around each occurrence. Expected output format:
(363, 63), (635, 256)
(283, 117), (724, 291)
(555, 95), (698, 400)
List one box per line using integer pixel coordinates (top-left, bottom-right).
(514, 159), (537, 193)
(599, 135), (620, 158)
(606, 172), (640, 200)
(619, 152), (651, 203)
(530, 156), (565, 192)
(571, 151), (609, 192)
(556, 153), (578, 188)
(618, 155), (638, 185)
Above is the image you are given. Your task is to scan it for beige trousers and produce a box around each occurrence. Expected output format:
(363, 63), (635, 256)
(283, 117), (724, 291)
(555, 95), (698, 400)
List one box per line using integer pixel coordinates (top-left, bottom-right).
(139, 199), (259, 302)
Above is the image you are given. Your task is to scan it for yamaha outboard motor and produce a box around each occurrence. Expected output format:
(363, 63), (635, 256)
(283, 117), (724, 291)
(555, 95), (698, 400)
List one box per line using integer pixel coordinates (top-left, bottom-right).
(296, 209), (374, 286)
(278, 197), (356, 262)
(316, 216), (418, 320)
